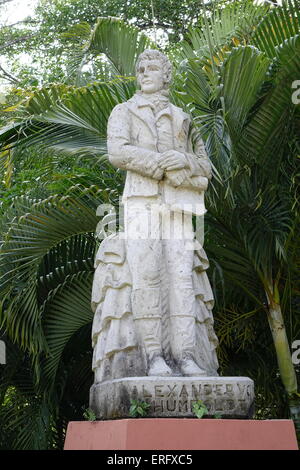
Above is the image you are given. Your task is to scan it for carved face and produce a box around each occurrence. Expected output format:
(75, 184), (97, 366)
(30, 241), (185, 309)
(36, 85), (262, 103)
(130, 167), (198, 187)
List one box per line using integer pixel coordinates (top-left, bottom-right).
(137, 59), (165, 94)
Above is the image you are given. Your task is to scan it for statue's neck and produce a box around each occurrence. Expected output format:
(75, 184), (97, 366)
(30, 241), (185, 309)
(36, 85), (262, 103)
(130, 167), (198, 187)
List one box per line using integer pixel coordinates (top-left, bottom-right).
(138, 89), (169, 100)
(137, 90), (170, 113)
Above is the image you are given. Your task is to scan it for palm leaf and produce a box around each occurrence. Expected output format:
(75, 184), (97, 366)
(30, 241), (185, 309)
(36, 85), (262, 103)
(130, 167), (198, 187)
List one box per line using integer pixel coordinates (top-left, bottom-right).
(62, 17), (155, 84)
(0, 191), (99, 351)
(177, 0), (269, 61)
(60, 22), (93, 84)
(86, 16), (155, 77)
(0, 80), (134, 157)
(206, 212), (264, 307)
(41, 271), (93, 391)
(236, 34), (300, 165)
(175, 58), (232, 181)
(0, 394), (54, 450)
(252, 0), (300, 58)
(220, 45), (271, 146)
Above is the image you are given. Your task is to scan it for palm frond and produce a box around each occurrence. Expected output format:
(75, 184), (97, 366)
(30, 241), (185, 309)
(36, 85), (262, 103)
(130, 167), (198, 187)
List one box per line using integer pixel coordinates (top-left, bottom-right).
(175, 58), (232, 182)
(206, 215), (264, 307)
(0, 390), (55, 450)
(176, 0), (269, 61)
(252, 0), (300, 58)
(86, 16), (155, 77)
(61, 22), (93, 84)
(220, 45), (271, 146)
(0, 191), (99, 352)
(236, 34), (300, 165)
(0, 80), (134, 157)
(41, 271), (93, 392)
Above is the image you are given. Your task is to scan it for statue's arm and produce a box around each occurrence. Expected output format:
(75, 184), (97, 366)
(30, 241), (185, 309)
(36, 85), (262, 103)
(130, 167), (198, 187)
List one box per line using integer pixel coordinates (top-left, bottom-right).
(185, 123), (212, 180)
(107, 104), (163, 180)
(165, 121), (212, 190)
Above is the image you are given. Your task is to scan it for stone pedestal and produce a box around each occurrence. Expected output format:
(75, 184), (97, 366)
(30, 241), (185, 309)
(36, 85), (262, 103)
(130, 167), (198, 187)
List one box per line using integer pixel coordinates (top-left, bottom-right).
(64, 419), (298, 450)
(90, 376), (254, 419)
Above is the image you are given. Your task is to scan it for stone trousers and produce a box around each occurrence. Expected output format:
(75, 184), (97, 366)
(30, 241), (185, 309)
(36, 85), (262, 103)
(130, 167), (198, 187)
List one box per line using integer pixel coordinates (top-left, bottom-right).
(124, 197), (197, 358)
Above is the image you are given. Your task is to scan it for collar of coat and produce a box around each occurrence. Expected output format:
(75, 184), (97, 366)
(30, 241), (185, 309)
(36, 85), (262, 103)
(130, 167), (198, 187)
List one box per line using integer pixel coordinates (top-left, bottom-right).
(124, 92), (190, 139)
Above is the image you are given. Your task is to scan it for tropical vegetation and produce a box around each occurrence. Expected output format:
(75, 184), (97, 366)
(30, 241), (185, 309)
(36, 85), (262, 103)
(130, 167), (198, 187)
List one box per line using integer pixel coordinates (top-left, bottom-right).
(0, 0), (299, 449)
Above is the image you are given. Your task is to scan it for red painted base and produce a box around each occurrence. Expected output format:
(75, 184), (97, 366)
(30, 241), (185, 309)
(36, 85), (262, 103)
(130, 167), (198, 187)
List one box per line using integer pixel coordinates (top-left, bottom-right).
(64, 418), (298, 450)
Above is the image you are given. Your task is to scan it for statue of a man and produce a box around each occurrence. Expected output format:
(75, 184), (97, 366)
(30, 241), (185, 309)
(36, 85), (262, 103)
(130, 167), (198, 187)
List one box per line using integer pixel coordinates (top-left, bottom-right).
(100, 49), (218, 378)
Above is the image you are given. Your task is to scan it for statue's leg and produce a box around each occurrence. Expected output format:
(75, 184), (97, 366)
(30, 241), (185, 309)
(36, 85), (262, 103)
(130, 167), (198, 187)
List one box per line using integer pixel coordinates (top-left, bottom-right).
(125, 199), (172, 376)
(164, 211), (207, 376)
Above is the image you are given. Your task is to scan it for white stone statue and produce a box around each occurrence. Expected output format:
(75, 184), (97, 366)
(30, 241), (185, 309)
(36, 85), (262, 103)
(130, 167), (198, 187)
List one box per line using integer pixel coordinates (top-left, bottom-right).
(91, 49), (219, 385)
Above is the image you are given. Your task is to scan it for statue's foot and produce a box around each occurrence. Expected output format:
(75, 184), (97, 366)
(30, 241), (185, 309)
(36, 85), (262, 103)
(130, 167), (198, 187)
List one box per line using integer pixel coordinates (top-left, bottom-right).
(180, 358), (207, 377)
(148, 356), (172, 376)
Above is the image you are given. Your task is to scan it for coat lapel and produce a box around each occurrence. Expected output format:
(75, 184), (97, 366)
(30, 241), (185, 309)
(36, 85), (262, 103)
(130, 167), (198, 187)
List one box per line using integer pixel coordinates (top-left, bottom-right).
(124, 94), (190, 142)
(170, 104), (190, 138)
(125, 95), (157, 138)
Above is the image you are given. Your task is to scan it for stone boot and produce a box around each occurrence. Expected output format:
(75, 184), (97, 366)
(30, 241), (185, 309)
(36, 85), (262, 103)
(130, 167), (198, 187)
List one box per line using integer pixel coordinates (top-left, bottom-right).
(179, 352), (207, 377)
(148, 353), (172, 376)
(170, 316), (208, 376)
(135, 318), (172, 376)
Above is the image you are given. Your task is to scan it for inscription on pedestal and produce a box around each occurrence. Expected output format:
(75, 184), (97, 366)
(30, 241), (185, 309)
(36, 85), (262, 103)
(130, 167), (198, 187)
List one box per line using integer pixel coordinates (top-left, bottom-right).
(90, 377), (255, 419)
(137, 381), (252, 415)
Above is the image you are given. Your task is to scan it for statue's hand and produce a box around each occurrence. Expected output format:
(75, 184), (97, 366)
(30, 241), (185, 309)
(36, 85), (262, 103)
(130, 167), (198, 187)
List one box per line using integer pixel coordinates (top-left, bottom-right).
(165, 169), (188, 187)
(159, 150), (188, 171)
(152, 166), (164, 180)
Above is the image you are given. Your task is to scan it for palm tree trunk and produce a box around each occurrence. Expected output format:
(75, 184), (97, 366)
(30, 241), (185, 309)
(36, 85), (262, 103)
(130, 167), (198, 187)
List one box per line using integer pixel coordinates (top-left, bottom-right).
(266, 297), (297, 395)
(266, 294), (300, 443)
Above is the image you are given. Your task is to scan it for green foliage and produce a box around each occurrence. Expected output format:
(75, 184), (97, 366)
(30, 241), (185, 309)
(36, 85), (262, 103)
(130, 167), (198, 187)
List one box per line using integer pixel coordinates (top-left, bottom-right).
(176, 0), (270, 62)
(0, 0), (299, 449)
(0, 387), (57, 450)
(0, 0), (229, 88)
(82, 407), (96, 421)
(192, 400), (209, 419)
(0, 17), (150, 157)
(34, 0), (235, 47)
(252, 0), (300, 58)
(129, 399), (151, 418)
(86, 17), (154, 77)
(173, 0), (300, 402)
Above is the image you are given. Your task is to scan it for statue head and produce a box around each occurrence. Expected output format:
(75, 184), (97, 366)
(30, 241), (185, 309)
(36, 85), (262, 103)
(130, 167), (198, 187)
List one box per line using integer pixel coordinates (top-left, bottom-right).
(136, 49), (172, 94)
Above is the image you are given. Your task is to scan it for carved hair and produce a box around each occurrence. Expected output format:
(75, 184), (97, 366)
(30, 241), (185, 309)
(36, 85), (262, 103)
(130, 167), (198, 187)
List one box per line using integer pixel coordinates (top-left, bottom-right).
(136, 49), (172, 88)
